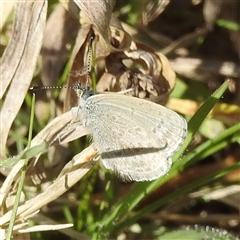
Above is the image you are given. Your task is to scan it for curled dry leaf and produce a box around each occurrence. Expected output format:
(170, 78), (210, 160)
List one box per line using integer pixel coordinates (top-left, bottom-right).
(68, 35), (175, 105)
(97, 42), (176, 104)
(62, 0), (175, 108)
(61, 0), (131, 52)
(74, 0), (115, 48)
(74, 0), (132, 51)
(65, 30), (175, 106)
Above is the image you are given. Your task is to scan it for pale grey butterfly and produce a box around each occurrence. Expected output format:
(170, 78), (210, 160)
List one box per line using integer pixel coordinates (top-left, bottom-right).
(73, 85), (187, 182)
(69, 38), (187, 182)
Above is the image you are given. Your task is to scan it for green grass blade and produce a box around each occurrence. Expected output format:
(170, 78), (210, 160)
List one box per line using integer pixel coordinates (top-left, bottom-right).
(174, 80), (230, 161)
(0, 143), (47, 169)
(183, 122), (240, 166)
(6, 94), (36, 240)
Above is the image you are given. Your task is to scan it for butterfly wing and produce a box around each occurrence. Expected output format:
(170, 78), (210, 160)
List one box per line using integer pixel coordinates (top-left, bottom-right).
(80, 94), (187, 181)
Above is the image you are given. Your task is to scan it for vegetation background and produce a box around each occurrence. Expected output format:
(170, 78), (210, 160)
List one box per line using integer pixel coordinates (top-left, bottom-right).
(0, 0), (239, 239)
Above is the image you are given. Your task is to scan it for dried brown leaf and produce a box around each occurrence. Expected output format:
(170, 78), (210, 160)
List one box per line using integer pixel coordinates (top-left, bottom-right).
(0, 1), (47, 158)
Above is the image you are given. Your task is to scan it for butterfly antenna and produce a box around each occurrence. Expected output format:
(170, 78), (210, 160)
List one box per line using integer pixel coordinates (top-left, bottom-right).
(85, 36), (94, 88)
(29, 85), (78, 91)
